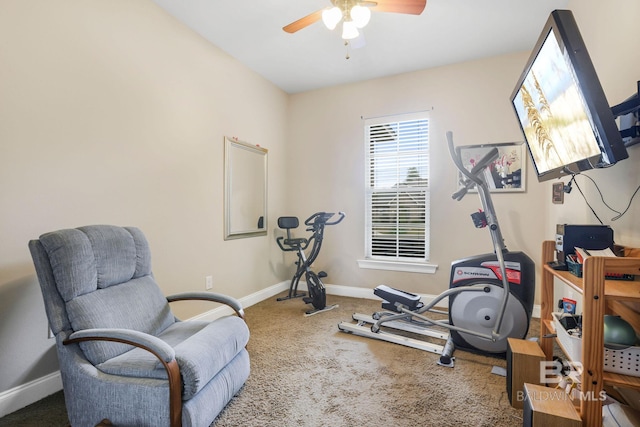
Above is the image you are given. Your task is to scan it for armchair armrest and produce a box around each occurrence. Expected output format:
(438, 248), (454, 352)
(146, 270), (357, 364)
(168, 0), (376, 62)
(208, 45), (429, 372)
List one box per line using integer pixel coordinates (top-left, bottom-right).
(166, 292), (245, 319)
(64, 328), (182, 427)
(65, 328), (175, 363)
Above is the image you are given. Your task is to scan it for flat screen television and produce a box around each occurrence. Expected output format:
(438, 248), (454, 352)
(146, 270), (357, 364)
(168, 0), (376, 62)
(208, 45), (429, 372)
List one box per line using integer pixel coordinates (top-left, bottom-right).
(510, 9), (629, 182)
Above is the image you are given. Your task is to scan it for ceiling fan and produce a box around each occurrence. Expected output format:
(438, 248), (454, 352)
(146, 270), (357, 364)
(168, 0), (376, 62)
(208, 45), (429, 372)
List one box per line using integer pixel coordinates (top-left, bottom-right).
(283, 0), (427, 41)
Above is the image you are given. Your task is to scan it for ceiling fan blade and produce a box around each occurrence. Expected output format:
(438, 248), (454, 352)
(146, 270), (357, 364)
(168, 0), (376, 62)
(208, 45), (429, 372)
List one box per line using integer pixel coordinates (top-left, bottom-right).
(370, 0), (426, 15)
(283, 9), (324, 33)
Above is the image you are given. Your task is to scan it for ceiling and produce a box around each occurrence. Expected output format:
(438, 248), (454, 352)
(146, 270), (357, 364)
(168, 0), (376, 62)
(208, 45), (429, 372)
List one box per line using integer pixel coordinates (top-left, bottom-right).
(151, 0), (569, 94)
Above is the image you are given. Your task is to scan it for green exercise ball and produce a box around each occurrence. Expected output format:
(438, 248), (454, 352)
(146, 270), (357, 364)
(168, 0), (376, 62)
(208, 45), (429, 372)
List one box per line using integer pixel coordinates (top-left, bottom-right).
(603, 315), (637, 349)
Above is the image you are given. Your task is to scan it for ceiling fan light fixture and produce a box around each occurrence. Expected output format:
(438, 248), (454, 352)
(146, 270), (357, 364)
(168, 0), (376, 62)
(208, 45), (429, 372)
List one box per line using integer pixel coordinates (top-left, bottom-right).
(322, 7), (342, 30)
(350, 5), (371, 28)
(341, 20), (359, 40)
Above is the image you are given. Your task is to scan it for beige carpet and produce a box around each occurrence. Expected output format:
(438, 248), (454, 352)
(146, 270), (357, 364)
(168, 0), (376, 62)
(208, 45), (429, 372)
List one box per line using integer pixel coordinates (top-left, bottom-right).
(213, 292), (532, 427)
(0, 292), (536, 426)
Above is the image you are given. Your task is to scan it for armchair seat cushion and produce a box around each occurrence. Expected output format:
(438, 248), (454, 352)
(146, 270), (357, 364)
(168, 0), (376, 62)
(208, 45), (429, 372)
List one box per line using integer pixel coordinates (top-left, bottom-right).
(97, 316), (250, 400)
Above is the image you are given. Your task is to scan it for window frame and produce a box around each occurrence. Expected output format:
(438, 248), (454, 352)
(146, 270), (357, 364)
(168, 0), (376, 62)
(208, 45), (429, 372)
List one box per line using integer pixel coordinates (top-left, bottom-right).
(359, 112), (436, 274)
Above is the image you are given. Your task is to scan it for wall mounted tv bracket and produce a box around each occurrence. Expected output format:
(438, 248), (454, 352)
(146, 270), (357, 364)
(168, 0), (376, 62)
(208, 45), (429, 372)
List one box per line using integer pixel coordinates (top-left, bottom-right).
(611, 80), (640, 148)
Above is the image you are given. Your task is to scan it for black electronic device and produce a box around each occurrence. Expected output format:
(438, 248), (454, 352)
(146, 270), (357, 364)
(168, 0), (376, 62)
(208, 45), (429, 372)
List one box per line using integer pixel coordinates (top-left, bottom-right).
(555, 224), (614, 265)
(510, 9), (629, 182)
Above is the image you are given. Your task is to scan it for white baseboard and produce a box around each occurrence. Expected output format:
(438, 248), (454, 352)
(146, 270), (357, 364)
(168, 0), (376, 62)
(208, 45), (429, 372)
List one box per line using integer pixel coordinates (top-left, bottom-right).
(0, 281), (539, 417)
(189, 281), (290, 322)
(532, 304), (541, 318)
(0, 371), (62, 418)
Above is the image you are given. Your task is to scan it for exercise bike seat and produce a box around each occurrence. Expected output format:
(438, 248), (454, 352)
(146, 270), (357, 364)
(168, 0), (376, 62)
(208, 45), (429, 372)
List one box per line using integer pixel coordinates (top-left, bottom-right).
(278, 216), (299, 230)
(277, 216), (308, 248)
(374, 285), (423, 312)
(283, 237), (308, 247)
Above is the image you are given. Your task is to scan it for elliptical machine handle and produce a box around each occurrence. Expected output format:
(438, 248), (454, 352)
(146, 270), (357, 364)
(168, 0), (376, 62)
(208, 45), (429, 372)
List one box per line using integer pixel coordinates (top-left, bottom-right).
(447, 131), (499, 201)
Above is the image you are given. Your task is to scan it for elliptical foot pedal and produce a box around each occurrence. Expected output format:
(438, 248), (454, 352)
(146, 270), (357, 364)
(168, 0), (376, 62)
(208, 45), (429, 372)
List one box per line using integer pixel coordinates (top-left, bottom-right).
(374, 285), (422, 312)
(381, 300), (424, 312)
(304, 304), (339, 317)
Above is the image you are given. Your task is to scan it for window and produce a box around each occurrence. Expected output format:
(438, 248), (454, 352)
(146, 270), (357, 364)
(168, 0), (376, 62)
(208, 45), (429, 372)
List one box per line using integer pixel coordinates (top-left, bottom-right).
(364, 113), (430, 266)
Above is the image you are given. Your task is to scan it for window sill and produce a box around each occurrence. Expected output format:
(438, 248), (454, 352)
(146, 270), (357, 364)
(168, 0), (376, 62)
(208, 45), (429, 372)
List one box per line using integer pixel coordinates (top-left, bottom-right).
(357, 259), (438, 274)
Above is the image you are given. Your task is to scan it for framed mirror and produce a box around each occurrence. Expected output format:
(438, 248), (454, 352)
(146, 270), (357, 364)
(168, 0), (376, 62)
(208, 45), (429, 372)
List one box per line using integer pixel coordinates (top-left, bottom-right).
(224, 136), (268, 240)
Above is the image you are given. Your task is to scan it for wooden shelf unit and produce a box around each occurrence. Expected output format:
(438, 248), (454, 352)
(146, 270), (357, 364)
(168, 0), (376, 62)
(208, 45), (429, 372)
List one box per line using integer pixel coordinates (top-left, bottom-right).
(540, 240), (640, 427)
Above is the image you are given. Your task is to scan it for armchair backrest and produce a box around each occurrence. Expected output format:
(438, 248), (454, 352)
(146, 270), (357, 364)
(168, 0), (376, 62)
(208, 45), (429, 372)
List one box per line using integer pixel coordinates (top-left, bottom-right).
(29, 225), (175, 365)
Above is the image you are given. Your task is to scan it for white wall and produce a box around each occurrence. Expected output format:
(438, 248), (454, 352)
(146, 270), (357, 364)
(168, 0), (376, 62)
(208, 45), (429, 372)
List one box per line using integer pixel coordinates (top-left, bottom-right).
(0, 0), (288, 395)
(287, 52), (547, 297)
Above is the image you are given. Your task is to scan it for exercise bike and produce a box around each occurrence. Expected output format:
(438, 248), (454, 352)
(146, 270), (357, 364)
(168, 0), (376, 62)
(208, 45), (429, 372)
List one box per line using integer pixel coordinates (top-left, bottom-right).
(276, 211), (346, 315)
(338, 132), (535, 366)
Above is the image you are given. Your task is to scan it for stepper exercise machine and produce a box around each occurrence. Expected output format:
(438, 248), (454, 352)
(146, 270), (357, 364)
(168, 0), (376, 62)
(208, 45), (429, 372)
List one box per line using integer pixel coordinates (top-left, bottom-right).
(276, 211), (345, 315)
(338, 132), (535, 366)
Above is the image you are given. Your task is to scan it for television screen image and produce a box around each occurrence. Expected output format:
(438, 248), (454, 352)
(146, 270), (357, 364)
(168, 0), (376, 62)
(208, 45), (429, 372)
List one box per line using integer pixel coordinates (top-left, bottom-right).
(511, 10), (628, 181)
(512, 29), (601, 175)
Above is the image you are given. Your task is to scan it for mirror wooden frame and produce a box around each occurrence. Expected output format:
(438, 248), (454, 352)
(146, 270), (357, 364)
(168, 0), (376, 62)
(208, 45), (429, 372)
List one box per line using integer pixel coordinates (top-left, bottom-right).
(224, 137), (268, 240)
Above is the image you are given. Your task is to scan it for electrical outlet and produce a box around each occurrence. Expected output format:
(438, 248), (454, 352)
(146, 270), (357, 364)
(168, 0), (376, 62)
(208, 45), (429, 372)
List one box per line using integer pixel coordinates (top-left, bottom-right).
(205, 275), (213, 290)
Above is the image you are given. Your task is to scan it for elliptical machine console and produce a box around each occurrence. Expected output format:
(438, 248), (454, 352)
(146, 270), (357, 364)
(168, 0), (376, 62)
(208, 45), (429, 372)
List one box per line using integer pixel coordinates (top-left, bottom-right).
(338, 132), (535, 365)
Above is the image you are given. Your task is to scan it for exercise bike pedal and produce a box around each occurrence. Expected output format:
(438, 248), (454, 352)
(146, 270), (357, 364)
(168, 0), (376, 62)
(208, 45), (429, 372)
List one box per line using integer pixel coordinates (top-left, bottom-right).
(318, 271), (327, 278)
(302, 296), (313, 304)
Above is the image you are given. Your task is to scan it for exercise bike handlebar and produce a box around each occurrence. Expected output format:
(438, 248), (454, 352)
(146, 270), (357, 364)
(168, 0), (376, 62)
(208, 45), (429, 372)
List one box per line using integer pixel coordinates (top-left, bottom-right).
(326, 211), (346, 226)
(447, 131), (499, 201)
(304, 211), (346, 228)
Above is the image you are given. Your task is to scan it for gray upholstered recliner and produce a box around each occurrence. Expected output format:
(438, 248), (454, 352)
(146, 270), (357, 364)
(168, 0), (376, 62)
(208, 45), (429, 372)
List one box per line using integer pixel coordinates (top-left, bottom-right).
(28, 225), (250, 427)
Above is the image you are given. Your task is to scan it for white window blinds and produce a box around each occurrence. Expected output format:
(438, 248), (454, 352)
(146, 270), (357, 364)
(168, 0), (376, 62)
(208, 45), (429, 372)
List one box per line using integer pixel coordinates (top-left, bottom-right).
(365, 113), (430, 261)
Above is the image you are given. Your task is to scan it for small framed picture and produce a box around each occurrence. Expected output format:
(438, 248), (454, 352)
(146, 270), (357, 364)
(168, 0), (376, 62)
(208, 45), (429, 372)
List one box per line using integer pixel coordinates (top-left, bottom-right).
(552, 182), (565, 204)
(456, 142), (526, 193)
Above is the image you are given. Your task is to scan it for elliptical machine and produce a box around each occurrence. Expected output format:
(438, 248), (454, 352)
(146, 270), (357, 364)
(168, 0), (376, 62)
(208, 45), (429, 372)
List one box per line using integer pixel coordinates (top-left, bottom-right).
(276, 211), (346, 315)
(338, 132), (535, 366)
